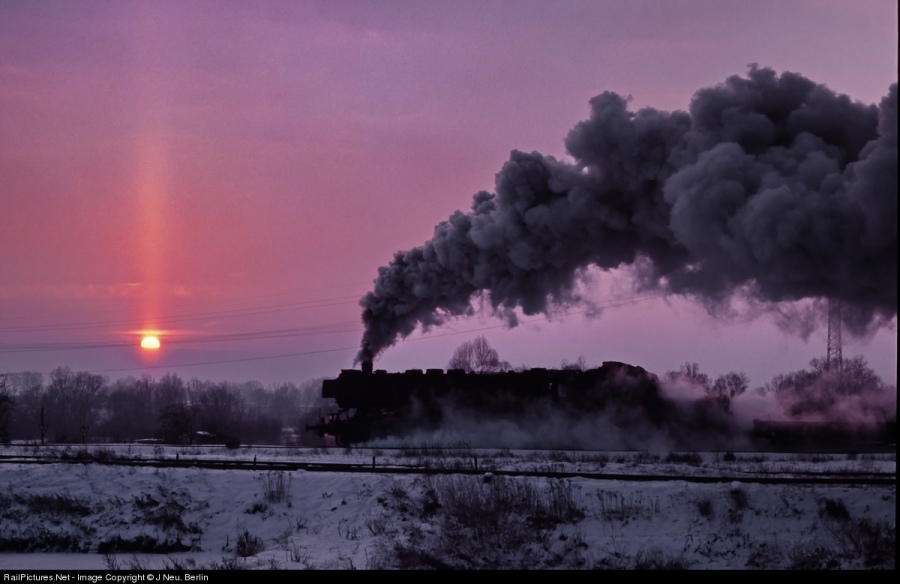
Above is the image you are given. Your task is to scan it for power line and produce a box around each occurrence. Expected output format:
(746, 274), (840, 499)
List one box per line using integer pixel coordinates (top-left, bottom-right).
(0, 296), (362, 333)
(0, 286), (656, 354)
(90, 345), (363, 373)
(77, 291), (665, 376)
(0, 281), (373, 325)
(0, 270), (634, 332)
(0, 321), (362, 353)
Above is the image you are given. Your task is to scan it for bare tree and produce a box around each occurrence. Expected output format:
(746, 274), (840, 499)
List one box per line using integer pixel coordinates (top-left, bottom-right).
(712, 372), (749, 399)
(766, 355), (890, 419)
(194, 382), (244, 443)
(158, 402), (196, 444)
(665, 362), (711, 390)
(4, 372), (42, 441)
(448, 336), (511, 372)
(560, 355), (588, 371)
(96, 375), (159, 441)
(44, 367), (106, 442)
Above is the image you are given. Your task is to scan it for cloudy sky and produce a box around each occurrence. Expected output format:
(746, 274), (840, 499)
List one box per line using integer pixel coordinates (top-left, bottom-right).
(1, 0), (896, 387)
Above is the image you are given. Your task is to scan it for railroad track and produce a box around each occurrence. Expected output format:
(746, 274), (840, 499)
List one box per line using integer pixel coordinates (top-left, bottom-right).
(0, 454), (894, 485)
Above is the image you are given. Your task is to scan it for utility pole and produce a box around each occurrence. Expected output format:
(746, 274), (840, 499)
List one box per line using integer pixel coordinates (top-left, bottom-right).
(39, 407), (48, 446)
(826, 299), (843, 371)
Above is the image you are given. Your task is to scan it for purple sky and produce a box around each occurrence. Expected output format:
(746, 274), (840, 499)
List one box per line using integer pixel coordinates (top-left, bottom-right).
(1, 0), (896, 387)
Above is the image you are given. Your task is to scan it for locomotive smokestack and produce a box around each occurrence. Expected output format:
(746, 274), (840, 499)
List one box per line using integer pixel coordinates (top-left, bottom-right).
(357, 342), (374, 370)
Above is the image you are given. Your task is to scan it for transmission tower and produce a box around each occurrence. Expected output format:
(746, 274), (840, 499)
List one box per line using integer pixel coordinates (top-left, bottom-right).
(826, 299), (843, 371)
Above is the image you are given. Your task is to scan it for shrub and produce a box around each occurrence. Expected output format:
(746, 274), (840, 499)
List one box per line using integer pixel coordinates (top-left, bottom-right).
(632, 452), (660, 464)
(853, 518), (895, 568)
(24, 493), (93, 516)
(372, 475), (583, 569)
(435, 475), (581, 532)
(745, 542), (784, 568)
(245, 502), (267, 514)
(261, 472), (292, 504)
(788, 544), (839, 570)
(0, 529), (85, 552)
(632, 547), (690, 570)
(234, 530), (264, 558)
(818, 497), (850, 521)
(97, 535), (190, 554)
(596, 489), (660, 521)
(132, 488), (195, 533)
(821, 513), (896, 568)
(696, 498), (714, 519)
(729, 484), (749, 510)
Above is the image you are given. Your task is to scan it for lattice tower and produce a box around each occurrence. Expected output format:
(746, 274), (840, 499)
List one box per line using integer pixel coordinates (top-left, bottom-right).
(826, 299), (843, 371)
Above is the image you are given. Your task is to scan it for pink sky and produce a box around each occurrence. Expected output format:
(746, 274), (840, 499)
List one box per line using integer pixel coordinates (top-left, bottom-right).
(1, 0), (896, 387)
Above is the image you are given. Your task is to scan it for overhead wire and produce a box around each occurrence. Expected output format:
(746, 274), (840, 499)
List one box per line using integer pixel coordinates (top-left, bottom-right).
(1, 272), (663, 376)
(0, 270), (632, 332)
(0, 321), (362, 353)
(84, 290), (666, 375)
(0, 295), (362, 333)
(0, 280), (373, 326)
(0, 284), (657, 355)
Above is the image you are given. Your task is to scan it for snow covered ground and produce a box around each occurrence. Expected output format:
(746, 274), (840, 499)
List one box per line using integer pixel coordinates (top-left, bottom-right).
(0, 444), (894, 570)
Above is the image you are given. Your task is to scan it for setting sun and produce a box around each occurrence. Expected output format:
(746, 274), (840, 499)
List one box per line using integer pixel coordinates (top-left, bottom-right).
(140, 335), (161, 350)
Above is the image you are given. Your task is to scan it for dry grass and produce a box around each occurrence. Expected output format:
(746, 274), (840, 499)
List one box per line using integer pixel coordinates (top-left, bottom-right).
(369, 475), (584, 569)
(260, 471), (292, 505)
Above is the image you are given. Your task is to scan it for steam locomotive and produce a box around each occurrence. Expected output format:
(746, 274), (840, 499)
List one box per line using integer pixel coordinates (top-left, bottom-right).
(308, 360), (700, 447)
(307, 361), (896, 452)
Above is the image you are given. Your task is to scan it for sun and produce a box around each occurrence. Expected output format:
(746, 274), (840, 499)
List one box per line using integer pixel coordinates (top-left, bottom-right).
(140, 335), (161, 350)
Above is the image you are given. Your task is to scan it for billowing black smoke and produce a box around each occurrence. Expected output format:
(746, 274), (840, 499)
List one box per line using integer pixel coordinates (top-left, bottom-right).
(359, 66), (897, 363)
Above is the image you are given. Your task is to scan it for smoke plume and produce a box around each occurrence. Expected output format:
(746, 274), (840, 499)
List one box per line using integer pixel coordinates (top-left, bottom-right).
(359, 66), (897, 363)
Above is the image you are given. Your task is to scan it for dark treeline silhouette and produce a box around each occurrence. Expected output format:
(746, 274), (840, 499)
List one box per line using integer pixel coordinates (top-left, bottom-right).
(1, 353), (894, 449)
(762, 356), (895, 423)
(664, 357), (895, 428)
(0, 368), (331, 447)
(664, 362), (750, 412)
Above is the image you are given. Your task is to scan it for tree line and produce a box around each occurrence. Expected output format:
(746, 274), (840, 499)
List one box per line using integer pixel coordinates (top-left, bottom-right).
(1, 342), (891, 446)
(0, 368), (331, 447)
(447, 336), (893, 420)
